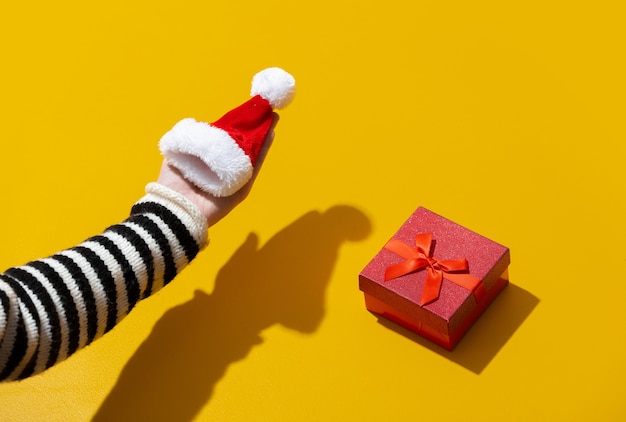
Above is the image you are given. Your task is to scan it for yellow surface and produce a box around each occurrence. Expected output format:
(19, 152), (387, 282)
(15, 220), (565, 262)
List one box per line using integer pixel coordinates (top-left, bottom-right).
(0, 1), (624, 421)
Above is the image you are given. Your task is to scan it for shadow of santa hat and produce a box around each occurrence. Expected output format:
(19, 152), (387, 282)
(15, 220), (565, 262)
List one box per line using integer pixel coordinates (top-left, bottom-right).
(159, 67), (295, 197)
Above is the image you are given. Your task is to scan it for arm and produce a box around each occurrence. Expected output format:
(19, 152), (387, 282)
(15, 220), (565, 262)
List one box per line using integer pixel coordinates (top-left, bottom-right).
(0, 183), (207, 381)
(0, 114), (276, 382)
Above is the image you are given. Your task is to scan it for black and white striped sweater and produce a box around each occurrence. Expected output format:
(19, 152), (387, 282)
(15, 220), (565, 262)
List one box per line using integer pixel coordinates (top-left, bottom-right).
(0, 183), (208, 382)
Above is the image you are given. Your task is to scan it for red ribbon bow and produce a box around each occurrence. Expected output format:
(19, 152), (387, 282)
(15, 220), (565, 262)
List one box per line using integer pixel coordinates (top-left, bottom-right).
(384, 233), (481, 306)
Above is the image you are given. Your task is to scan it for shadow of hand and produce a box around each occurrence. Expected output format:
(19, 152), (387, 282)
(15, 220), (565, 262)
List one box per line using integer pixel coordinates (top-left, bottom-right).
(93, 206), (371, 422)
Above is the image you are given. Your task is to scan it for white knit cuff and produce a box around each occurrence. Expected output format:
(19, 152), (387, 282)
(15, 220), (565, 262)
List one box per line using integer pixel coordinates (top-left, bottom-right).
(139, 182), (209, 249)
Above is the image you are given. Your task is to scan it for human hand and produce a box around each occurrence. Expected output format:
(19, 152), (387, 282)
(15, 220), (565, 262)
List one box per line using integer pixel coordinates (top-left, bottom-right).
(156, 113), (278, 227)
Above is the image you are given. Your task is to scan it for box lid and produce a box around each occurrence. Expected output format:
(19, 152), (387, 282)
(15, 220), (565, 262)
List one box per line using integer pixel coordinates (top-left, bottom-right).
(359, 207), (510, 332)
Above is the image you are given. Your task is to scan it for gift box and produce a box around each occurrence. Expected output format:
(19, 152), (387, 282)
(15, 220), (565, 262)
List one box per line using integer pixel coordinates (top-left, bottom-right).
(359, 207), (510, 350)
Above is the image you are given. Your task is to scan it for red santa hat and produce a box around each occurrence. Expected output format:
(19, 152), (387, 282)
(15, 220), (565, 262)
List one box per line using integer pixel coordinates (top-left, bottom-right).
(159, 67), (296, 197)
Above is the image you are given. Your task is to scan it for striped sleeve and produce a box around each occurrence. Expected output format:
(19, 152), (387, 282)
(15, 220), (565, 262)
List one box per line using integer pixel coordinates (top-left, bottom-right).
(0, 183), (208, 382)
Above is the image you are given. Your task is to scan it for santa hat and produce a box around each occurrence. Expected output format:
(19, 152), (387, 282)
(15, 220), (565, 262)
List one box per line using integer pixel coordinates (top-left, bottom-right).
(159, 67), (296, 197)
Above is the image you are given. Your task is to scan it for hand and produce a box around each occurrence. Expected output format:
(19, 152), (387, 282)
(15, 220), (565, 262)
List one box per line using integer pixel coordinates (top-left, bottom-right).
(156, 113), (278, 227)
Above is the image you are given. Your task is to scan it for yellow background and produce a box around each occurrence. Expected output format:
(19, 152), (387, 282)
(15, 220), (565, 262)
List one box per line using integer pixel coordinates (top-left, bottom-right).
(0, 1), (624, 420)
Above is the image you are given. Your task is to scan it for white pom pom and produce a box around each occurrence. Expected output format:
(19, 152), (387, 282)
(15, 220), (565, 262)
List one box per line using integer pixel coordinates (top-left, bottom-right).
(250, 67), (296, 109)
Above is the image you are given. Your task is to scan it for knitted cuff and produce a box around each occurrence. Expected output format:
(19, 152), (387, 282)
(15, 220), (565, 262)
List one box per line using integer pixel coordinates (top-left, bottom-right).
(138, 182), (209, 249)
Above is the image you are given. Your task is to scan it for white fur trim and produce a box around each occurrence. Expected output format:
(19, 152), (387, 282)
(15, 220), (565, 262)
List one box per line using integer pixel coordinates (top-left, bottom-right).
(251, 67), (295, 109)
(159, 118), (253, 197)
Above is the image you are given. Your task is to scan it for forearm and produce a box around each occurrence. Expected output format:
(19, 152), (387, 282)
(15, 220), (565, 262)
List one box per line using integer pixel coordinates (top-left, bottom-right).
(0, 183), (207, 382)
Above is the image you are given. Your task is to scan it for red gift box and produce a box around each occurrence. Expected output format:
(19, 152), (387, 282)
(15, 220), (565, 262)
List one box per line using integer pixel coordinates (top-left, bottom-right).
(359, 207), (510, 350)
